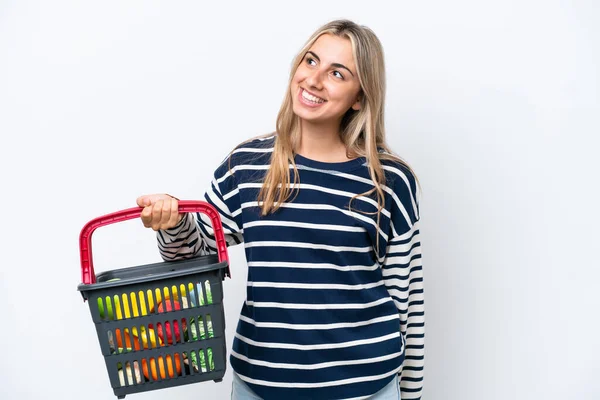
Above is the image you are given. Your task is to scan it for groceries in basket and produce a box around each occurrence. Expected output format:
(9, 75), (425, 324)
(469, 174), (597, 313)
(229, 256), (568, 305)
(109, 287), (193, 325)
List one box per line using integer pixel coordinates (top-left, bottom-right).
(78, 201), (230, 398)
(118, 362), (143, 386)
(103, 280), (216, 384)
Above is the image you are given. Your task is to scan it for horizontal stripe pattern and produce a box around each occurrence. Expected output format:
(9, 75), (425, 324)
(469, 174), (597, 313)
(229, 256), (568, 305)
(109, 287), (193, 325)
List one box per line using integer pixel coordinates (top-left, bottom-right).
(247, 260), (380, 272)
(247, 280), (384, 291)
(231, 348), (404, 370)
(157, 136), (424, 399)
(238, 313), (400, 330)
(383, 219), (424, 399)
(237, 201), (389, 241)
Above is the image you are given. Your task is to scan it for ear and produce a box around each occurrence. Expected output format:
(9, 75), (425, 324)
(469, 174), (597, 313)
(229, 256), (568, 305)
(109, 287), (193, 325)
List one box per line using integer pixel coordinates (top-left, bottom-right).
(351, 93), (362, 111)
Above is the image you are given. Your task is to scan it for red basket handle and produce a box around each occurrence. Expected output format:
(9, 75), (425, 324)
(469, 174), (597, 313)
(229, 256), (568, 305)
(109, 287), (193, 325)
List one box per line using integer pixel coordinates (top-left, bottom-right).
(79, 200), (229, 285)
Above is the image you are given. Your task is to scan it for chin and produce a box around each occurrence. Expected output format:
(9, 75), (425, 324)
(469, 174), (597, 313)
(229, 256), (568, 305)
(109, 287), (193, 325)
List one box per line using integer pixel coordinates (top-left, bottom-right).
(292, 108), (321, 123)
(291, 102), (311, 120)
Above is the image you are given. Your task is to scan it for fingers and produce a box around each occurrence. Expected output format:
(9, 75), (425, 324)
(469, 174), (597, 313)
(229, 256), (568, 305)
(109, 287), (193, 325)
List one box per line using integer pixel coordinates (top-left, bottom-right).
(168, 196), (181, 228)
(151, 199), (165, 231)
(136, 196), (147, 208)
(140, 205), (155, 230)
(136, 193), (168, 208)
(137, 194), (182, 231)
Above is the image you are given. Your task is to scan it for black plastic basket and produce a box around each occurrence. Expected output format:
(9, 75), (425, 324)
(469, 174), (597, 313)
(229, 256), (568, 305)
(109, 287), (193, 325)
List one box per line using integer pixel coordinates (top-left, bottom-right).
(77, 201), (230, 398)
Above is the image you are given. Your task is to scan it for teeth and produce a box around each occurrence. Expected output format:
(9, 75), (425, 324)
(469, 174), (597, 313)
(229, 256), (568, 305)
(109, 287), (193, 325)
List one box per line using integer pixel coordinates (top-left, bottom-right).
(302, 89), (325, 103)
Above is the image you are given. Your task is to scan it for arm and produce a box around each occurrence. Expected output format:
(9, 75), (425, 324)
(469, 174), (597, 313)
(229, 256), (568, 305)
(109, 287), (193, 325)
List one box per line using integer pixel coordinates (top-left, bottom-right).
(148, 157), (244, 261)
(383, 222), (424, 399)
(381, 165), (425, 399)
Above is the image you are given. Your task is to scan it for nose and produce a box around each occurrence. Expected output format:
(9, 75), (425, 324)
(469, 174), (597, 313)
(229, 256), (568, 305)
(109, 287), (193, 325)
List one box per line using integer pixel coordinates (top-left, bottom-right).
(305, 68), (323, 90)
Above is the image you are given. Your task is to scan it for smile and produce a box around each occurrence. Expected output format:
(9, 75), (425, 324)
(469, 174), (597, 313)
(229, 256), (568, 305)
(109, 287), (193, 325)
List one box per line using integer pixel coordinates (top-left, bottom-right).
(299, 88), (326, 107)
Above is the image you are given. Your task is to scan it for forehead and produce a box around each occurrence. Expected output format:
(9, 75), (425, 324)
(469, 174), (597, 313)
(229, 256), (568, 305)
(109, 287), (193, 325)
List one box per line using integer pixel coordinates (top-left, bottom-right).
(308, 34), (356, 70)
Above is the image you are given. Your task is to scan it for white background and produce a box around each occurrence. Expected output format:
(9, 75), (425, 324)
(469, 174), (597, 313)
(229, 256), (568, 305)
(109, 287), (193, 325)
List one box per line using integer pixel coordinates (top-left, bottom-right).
(1, 1), (598, 399)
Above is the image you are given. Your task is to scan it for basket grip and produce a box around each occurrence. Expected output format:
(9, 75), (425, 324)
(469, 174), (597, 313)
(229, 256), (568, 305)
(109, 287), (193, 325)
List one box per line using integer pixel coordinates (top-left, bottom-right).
(79, 200), (229, 285)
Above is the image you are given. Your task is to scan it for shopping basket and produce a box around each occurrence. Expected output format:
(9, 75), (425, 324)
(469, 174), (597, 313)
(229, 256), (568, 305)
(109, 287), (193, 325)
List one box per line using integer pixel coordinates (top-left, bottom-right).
(77, 200), (231, 398)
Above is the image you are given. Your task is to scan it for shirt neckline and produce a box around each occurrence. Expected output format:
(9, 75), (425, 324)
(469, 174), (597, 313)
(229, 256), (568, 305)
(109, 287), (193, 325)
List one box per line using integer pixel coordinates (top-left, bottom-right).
(293, 153), (367, 172)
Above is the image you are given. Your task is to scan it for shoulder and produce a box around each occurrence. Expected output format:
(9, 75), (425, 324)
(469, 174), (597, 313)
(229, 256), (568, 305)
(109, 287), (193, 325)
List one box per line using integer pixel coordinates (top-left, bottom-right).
(378, 151), (418, 193)
(214, 134), (275, 170)
(233, 133), (277, 152)
(212, 133), (275, 183)
(226, 133), (276, 167)
(378, 150), (421, 223)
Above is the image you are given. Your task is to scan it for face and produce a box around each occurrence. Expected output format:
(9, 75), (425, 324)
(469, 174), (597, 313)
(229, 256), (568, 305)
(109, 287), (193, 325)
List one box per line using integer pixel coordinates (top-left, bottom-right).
(291, 33), (362, 126)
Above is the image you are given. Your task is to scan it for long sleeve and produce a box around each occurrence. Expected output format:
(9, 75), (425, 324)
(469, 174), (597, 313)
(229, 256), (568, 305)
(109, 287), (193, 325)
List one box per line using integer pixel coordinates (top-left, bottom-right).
(381, 164), (425, 399)
(156, 156), (244, 261)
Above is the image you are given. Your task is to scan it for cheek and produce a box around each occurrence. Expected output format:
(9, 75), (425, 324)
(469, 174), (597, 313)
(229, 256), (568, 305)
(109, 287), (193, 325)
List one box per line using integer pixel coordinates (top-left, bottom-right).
(292, 70), (306, 85)
(329, 87), (358, 108)
(340, 86), (361, 107)
(290, 81), (299, 98)
(291, 71), (308, 95)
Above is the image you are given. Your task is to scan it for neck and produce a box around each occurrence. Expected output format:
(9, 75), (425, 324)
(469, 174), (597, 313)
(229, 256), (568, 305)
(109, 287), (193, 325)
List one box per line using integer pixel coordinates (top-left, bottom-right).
(296, 119), (351, 162)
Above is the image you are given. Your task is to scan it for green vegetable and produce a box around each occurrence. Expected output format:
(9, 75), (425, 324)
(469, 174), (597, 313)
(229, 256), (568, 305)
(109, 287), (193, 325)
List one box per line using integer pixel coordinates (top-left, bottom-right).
(189, 316), (214, 341)
(97, 297), (114, 320)
(187, 312), (215, 372)
(190, 280), (213, 306)
(190, 348), (214, 372)
(200, 282), (213, 305)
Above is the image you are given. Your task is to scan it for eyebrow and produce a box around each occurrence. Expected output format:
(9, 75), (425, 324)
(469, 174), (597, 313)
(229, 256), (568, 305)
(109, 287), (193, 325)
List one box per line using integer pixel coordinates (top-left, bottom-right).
(306, 51), (355, 77)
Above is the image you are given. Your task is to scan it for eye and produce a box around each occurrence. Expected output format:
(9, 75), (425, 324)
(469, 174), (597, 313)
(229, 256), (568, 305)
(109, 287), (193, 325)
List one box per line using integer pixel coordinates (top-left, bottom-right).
(306, 57), (317, 66)
(332, 70), (344, 79)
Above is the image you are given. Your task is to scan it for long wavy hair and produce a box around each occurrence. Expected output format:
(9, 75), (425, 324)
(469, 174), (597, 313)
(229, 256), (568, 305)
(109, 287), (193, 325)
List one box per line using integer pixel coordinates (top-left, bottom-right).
(237, 19), (419, 248)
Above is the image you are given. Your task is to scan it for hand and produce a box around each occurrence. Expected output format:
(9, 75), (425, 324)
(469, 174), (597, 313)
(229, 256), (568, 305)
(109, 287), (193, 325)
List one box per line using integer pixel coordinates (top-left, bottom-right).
(136, 193), (184, 231)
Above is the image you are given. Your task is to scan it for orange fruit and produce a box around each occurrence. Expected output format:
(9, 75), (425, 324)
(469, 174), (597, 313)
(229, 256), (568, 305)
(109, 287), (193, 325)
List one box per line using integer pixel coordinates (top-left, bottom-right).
(115, 329), (133, 349)
(142, 354), (182, 380)
(117, 326), (161, 351)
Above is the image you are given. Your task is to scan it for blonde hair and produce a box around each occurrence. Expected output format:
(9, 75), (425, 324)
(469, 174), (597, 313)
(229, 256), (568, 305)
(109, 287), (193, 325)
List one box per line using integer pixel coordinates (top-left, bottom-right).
(234, 19), (419, 249)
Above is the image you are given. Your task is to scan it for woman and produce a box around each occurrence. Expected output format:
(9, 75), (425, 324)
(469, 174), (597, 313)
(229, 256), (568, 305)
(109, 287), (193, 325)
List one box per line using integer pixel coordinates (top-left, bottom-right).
(137, 19), (424, 400)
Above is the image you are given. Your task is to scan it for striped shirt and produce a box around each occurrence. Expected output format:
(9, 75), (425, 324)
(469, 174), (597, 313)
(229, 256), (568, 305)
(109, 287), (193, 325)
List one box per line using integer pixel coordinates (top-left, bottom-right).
(157, 135), (424, 399)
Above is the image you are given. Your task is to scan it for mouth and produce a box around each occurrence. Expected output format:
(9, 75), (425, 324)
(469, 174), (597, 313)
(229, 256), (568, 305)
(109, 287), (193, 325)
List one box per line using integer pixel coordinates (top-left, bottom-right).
(298, 88), (326, 107)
